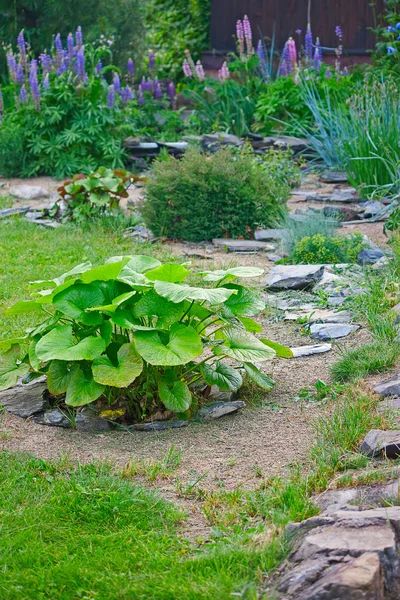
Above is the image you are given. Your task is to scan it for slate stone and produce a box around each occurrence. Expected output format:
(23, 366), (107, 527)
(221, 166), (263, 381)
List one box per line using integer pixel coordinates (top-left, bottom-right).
(9, 185), (49, 200)
(264, 265), (324, 291)
(75, 407), (111, 432)
(291, 344), (332, 358)
(319, 171), (348, 183)
(254, 228), (287, 241)
(197, 401), (245, 421)
(203, 133), (242, 146)
(310, 323), (360, 341)
(322, 205), (361, 221)
(327, 296), (347, 307)
(330, 188), (359, 203)
(29, 219), (61, 228)
(376, 397), (400, 416)
(212, 239), (274, 252)
(0, 206), (30, 218)
(357, 247), (385, 265)
(360, 429), (400, 459)
(362, 201), (384, 218)
(374, 374), (400, 397)
(0, 377), (48, 418)
(130, 420), (189, 431)
(34, 408), (72, 428)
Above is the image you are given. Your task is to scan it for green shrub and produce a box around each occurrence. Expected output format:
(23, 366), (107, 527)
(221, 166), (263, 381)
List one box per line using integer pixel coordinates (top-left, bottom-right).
(291, 233), (365, 264)
(142, 147), (289, 242)
(0, 257), (286, 422)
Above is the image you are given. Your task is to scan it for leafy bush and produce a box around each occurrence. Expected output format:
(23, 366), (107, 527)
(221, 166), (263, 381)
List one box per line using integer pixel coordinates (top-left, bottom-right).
(55, 168), (138, 223)
(0, 257), (287, 422)
(291, 233), (365, 264)
(372, 0), (400, 77)
(281, 211), (339, 256)
(142, 147), (289, 242)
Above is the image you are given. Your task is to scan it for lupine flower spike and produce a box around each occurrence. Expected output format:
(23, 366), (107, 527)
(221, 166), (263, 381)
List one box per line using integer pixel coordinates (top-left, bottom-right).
(127, 58), (134, 82)
(168, 81), (176, 104)
(182, 59), (192, 77)
(305, 23), (313, 62)
(195, 60), (205, 81)
(29, 59), (41, 109)
(76, 26), (83, 49)
(17, 30), (27, 68)
(243, 15), (253, 57)
(314, 38), (322, 72)
(107, 86), (114, 108)
(218, 61), (230, 82)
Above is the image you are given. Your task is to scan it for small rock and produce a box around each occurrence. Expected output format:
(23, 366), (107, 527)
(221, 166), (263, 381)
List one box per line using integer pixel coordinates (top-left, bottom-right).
(9, 185), (49, 200)
(264, 265), (324, 291)
(0, 206), (30, 218)
(327, 295), (347, 307)
(75, 407), (111, 432)
(357, 247), (386, 266)
(319, 171), (348, 183)
(203, 133), (242, 146)
(254, 228), (287, 241)
(377, 397), (400, 416)
(25, 211), (44, 221)
(130, 420), (189, 431)
(197, 401), (245, 421)
(322, 205), (361, 221)
(371, 256), (390, 270)
(34, 408), (72, 428)
(360, 429), (400, 459)
(266, 254), (284, 263)
(291, 344), (332, 358)
(0, 377), (48, 418)
(310, 323), (360, 341)
(362, 200), (384, 218)
(330, 188), (359, 203)
(374, 374), (400, 398)
(212, 239), (274, 252)
(29, 219), (61, 229)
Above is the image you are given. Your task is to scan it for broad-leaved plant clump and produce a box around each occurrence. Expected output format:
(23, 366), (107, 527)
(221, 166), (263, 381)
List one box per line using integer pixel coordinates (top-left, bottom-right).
(0, 257), (291, 422)
(142, 147), (289, 242)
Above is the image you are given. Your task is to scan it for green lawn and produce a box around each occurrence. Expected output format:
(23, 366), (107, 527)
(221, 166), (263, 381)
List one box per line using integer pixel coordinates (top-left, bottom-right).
(0, 452), (285, 600)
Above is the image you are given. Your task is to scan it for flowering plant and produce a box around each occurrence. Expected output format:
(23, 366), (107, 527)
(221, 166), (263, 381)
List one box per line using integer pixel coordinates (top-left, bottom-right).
(372, 0), (400, 74)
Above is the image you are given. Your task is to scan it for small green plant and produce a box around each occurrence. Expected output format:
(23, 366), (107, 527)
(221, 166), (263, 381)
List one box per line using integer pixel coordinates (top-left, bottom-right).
(0, 257), (290, 422)
(55, 168), (139, 223)
(142, 147), (289, 242)
(295, 380), (345, 405)
(291, 233), (365, 264)
(280, 211), (339, 256)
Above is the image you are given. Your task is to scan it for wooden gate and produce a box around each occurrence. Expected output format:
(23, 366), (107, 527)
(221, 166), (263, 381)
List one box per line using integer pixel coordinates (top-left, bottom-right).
(210, 0), (385, 55)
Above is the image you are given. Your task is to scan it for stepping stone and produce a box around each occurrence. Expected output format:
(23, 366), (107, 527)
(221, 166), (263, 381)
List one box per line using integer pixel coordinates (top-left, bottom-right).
(203, 133), (242, 146)
(212, 239), (274, 252)
(310, 323), (360, 341)
(0, 377), (48, 418)
(357, 247), (386, 265)
(9, 185), (49, 200)
(130, 420), (189, 431)
(0, 206), (30, 218)
(319, 171), (348, 183)
(197, 401), (245, 421)
(330, 188), (359, 203)
(291, 344), (332, 358)
(75, 407), (111, 432)
(158, 141), (188, 151)
(29, 219), (61, 228)
(361, 200), (384, 218)
(34, 408), (72, 428)
(254, 228), (287, 241)
(264, 265), (324, 291)
(360, 429), (400, 459)
(374, 374), (400, 397)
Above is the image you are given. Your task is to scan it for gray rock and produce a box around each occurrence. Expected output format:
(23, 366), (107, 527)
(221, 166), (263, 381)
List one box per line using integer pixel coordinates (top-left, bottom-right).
(25, 211), (44, 221)
(362, 201), (384, 218)
(357, 247), (385, 266)
(272, 136), (309, 153)
(158, 141), (188, 151)
(0, 206), (30, 218)
(327, 295), (347, 307)
(330, 188), (359, 203)
(0, 377), (48, 418)
(130, 420), (189, 431)
(360, 429), (400, 459)
(197, 401), (245, 421)
(34, 408), (72, 428)
(29, 219), (61, 229)
(254, 228), (287, 241)
(371, 256), (390, 270)
(9, 185), (49, 200)
(319, 171), (348, 183)
(203, 133), (242, 146)
(291, 344), (332, 358)
(310, 323), (360, 341)
(377, 397), (400, 418)
(374, 374), (400, 398)
(75, 407), (111, 432)
(212, 239), (274, 252)
(266, 254), (284, 263)
(264, 265), (324, 291)
(323, 204), (361, 221)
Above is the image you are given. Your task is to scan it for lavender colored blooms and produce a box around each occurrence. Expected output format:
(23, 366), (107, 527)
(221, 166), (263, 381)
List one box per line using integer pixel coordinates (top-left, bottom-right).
(236, 19), (245, 57)
(127, 58), (134, 79)
(314, 38), (322, 72)
(148, 51), (155, 70)
(195, 60), (205, 81)
(137, 89), (145, 106)
(388, 46), (397, 54)
(55, 33), (63, 54)
(67, 33), (75, 59)
(335, 25), (343, 40)
(168, 81), (175, 103)
(243, 15), (252, 40)
(95, 60), (102, 75)
(42, 73), (50, 89)
(7, 53), (17, 82)
(182, 59), (192, 77)
(16, 63), (25, 85)
(19, 85), (28, 104)
(76, 26), (83, 49)
(218, 61), (230, 82)
(154, 82), (163, 99)
(113, 72), (121, 93)
(29, 59), (41, 109)
(121, 85), (134, 104)
(282, 41), (292, 74)
(107, 86), (115, 108)
(76, 47), (85, 81)
(287, 38), (297, 67)
(17, 30), (27, 66)
(0, 90), (4, 113)
(40, 53), (52, 76)
(305, 23), (313, 61)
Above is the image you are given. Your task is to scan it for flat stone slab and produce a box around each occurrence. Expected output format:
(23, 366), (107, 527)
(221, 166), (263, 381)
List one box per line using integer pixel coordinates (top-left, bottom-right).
(360, 429), (400, 459)
(0, 206), (30, 218)
(374, 374), (400, 398)
(310, 323), (360, 341)
(254, 228), (287, 241)
(197, 401), (245, 421)
(357, 247), (385, 265)
(330, 188), (360, 203)
(291, 344), (332, 358)
(9, 185), (49, 200)
(130, 420), (189, 431)
(377, 397), (400, 417)
(264, 265), (324, 291)
(34, 408), (71, 428)
(319, 171), (348, 183)
(0, 377), (48, 418)
(212, 239), (274, 252)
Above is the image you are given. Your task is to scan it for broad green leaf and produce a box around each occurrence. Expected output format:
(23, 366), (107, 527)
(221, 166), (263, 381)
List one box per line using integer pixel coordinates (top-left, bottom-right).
(184, 301), (213, 320)
(53, 283), (104, 325)
(201, 267), (264, 282)
(80, 259), (130, 283)
(134, 290), (185, 328)
(29, 262), (92, 289)
(33, 280), (76, 304)
(0, 337), (27, 352)
(6, 300), (44, 316)
(261, 339), (294, 359)
(111, 311), (158, 331)
(87, 291), (136, 313)
(134, 323), (203, 366)
(0, 346), (29, 391)
(100, 321), (113, 346)
(223, 285), (265, 317)
(116, 255), (161, 274)
(238, 316), (263, 333)
(213, 327), (276, 362)
(28, 339), (42, 371)
(65, 368), (105, 407)
(154, 281), (236, 305)
(47, 360), (79, 395)
(200, 361), (242, 392)
(26, 315), (60, 337)
(92, 343), (143, 387)
(36, 325), (106, 362)
(146, 263), (190, 283)
(244, 363), (275, 391)
(158, 380), (192, 412)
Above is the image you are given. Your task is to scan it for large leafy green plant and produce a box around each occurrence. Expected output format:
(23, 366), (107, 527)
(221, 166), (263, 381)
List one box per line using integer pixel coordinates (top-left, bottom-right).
(0, 257), (287, 421)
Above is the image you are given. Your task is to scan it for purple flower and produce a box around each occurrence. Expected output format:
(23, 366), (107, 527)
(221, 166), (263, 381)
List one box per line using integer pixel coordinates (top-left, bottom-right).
(19, 84), (28, 104)
(113, 72), (121, 93)
(148, 51), (155, 71)
(388, 26), (395, 33)
(282, 41), (292, 74)
(127, 58), (134, 79)
(325, 69), (332, 79)
(218, 61), (230, 82)
(76, 26), (83, 49)
(243, 15), (252, 41)
(95, 60), (102, 75)
(154, 82), (163, 99)
(314, 38), (322, 72)
(295, 29), (302, 35)
(236, 20), (244, 41)
(16, 63), (25, 85)
(29, 59), (40, 109)
(75, 47), (85, 80)
(195, 60), (205, 81)
(40, 53), (52, 77)
(288, 38), (297, 67)
(55, 33), (63, 54)
(42, 74), (50, 89)
(7, 53), (17, 82)
(121, 85), (134, 104)
(182, 59), (192, 77)
(342, 66), (349, 76)
(137, 89), (145, 106)
(17, 30), (27, 66)
(388, 46), (397, 54)
(335, 25), (343, 40)
(167, 81), (175, 103)
(305, 23), (313, 61)
(107, 86), (115, 108)
(396, 22), (400, 31)
(0, 90), (4, 113)
(67, 33), (75, 59)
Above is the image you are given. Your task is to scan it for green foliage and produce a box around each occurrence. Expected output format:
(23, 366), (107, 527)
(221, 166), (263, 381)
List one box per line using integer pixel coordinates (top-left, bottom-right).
(55, 168), (137, 223)
(291, 233), (365, 265)
(384, 206), (400, 236)
(0, 256), (282, 419)
(281, 211), (339, 256)
(331, 341), (400, 382)
(372, 0), (400, 76)
(145, 0), (210, 80)
(142, 147), (289, 242)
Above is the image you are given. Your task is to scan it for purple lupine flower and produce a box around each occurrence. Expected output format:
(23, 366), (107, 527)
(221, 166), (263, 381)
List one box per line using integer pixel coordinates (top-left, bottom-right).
(236, 19), (245, 58)
(257, 40), (269, 80)
(167, 81), (175, 103)
(7, 53), (17, 82)
(113, 72), (121, 93)
(182, 59), (192, 77)
(335, 25), (343, 40)
(325, 69), (332, 79)
(19, 84), (28, 104)
(288, 38), (297, 67)
(195, 60), (205, 81)
(314, 38), (322, 72)
(76, 26), (83, 49)
(127, 58), (134, 80)
(121, 85), (134, 104)
(67, 33), (75, 59)
(95, 60), (102, 75)
(42, 73), (50, 89)
(107, 86), (115, 108)
(295, 29), (302, 35)
(218, 61), (230, 82)
(282, 41), (292, 74)
(154, 82), (163, 99)
(17, 30), (27, 66)
(148, 51), (155, 71)
(243, 14), (253, 56)
(40, 53), (52, 76)
(76, 47), (85, 80)
(55, 33), (63, 54)
(137, 89), (145, 105)
(16, 63), (25, 85)
(29, 59), (40, 109)
(305, 23), (313, 61)
(342, 66), (349, 76)
(387, 46), (397, 54)
(279, 58), (288, 76)
(0, 90), (4, 113)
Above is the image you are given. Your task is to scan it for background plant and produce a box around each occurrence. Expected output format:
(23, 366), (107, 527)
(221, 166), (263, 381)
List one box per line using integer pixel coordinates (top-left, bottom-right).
(290, 233), (365, 265)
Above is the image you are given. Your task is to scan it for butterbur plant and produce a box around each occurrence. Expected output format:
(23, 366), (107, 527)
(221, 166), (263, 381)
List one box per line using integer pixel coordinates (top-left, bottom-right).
(0, 258), (289, 422)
